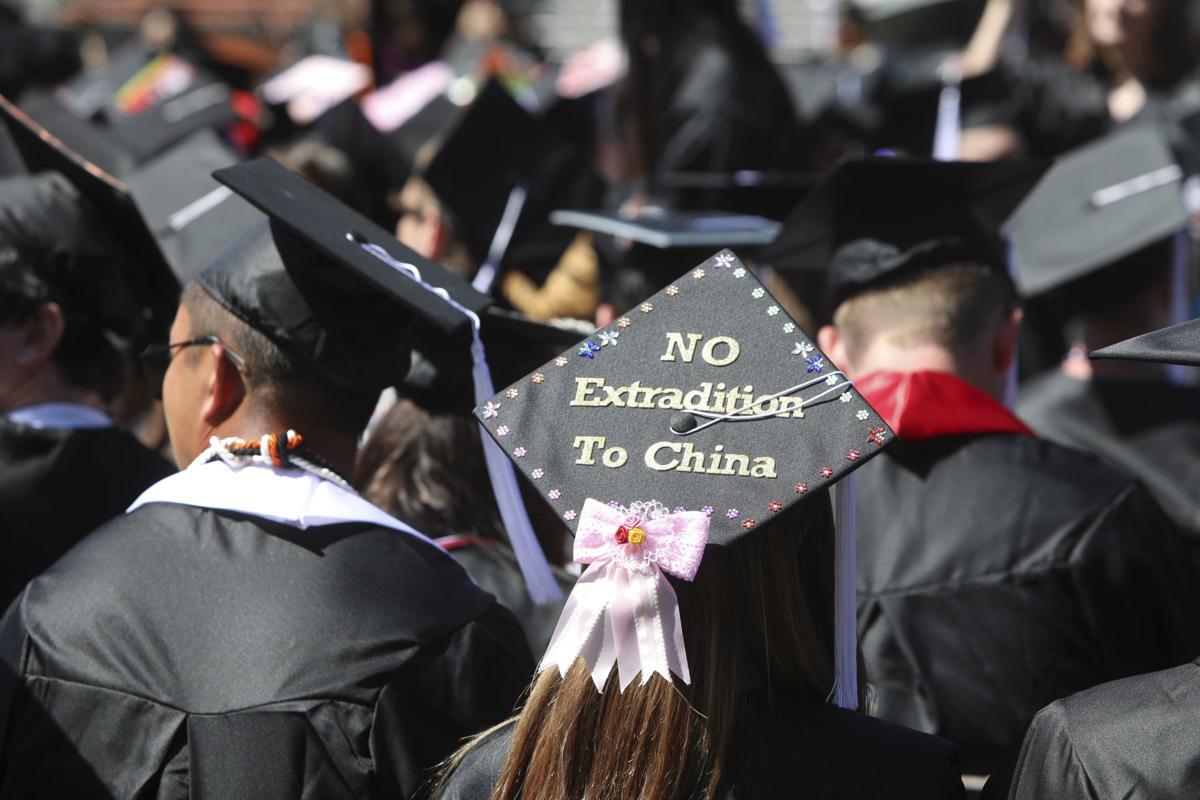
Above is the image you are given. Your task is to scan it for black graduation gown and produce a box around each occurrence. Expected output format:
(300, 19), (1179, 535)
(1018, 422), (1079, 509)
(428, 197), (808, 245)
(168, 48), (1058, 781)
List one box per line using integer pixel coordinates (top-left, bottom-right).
(1019, 371), (1200, 536)
(0, 501), (535, 799)
(1006, 659), (1200, 799)
(0, 419), (174, 609)
(856, 433), (1200, 776)
(434, 689), (966, 800)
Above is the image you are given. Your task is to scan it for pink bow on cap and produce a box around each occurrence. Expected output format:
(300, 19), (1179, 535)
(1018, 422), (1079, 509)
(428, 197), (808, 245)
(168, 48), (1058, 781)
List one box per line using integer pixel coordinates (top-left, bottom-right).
(540, 498), (710, 691)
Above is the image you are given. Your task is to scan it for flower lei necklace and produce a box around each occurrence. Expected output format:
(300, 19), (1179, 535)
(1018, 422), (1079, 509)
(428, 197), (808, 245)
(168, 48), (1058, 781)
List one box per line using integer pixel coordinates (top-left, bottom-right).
(190, 430), (353, 492)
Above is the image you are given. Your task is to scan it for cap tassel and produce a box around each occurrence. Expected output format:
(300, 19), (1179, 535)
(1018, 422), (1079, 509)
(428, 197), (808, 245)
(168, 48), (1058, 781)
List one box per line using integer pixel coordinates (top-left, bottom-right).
(932, 68), (961, 162)
(829, 473), (858, 710)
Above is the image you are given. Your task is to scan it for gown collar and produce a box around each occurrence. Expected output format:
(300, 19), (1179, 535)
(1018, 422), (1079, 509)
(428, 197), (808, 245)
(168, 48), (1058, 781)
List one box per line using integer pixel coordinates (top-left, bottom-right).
(128, 459), (435, 544)
(6, 402), (113, 430)
(856, 370), (1035, 442)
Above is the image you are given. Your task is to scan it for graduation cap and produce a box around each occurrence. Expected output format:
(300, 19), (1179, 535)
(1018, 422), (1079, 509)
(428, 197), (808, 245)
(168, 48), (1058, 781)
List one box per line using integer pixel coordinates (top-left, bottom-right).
(1006, 125), (1188, 300)
(361, 60), (456, 138)
(311, 100), (413, 224)
(107, 78), (240, 163)
(259, 55), (372, 127)
(551, 208), (783, 250)
(382, 93), (463, 164)
(762, 156), (1049, 309)
(475, 249), (890, 693)
(0, 94), (179, 333)
(851, 0), (985, 47)
(17, 92), (137, 178)
(656, 170), (818, 221)
(58, 40), (155, 120)
(421, 80), (605, 288)
(1090, 318), (1200, 367)
(125, 129), (260, 286)
(208, 156), (561, 601)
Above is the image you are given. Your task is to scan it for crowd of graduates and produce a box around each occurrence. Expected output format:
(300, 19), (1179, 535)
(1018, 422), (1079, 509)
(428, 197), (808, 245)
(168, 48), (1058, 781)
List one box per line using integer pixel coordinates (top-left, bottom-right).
(1, 0), (1200, 797)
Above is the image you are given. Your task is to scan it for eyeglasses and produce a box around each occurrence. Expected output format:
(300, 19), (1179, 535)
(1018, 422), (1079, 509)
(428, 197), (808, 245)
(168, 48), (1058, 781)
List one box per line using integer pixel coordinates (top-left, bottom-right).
(138, 336), (247, 399)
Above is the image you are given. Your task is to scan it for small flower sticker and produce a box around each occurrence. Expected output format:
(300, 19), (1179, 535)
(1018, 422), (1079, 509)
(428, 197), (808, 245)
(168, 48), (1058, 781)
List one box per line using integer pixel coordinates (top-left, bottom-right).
(666, 285), (680, 296)
(532, 372), (545, 384)
(769, 500), (783, 513)
(856, 410), (870, 421)
(482, 401), (501, 419)
(496, 425), (509, 437)
(640, 302), (654, 313)
(513, 447), (527, 458)
(752, 287), (765, 299)
(805, 356), (824, 373)
(531, 468), (544, 479)
(617, 317), (631, 328)
(794, 483), (809, 494)
(563, 510), (577, 522)
(819, 466), (834, 479)
(846, 449), (862, 462)
(868, 426), (887, 446)
(733, 267), (747, 278)
(839, 391), (854, 403)
(691, 268), (705, 280)
(782, 322), (795, 333)
(599, 331), (619, 347)
(742, 518), (757, 530)
(505, 388), (520, 399)
(726, 508), (740, 519)
(548, 489), (561, 500)
(766, 305), (780, 316)
(701, 505), (714, 516)
(715, 252), (735, 269)
(555, 356), (568, 367)
(793, 341), (814, 357)
(578, 340), (601, 359)
(825, 374), (839, 386)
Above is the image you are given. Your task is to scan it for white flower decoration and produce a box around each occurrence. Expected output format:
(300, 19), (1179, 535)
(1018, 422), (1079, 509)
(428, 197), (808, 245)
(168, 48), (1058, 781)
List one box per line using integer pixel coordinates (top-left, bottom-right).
(714, 253), (735, 269)
(514, 447), (527, 458)
(782, 322), (795, 333)
(766, 305), (780, 316)
(825, 375), (839, 386)
(691, 268), (705, 280)
(563, 510), (577, 522)
(548, 489), (561, 500)
(531, 468), (544, 479)
(751, 287), (765, 299)
(555, 356), (568, 367)
(482, 401), (501, 419)
(666, 285), (680, 296)
(732, 267), (747, 278)
(496, 425), (510, 437)
(505, 388), (519, 399)
(839, 391), (854, 403)
(856, 410), (870, 421)
(793, 341), (814, 357)
(599, 331), (619, 347)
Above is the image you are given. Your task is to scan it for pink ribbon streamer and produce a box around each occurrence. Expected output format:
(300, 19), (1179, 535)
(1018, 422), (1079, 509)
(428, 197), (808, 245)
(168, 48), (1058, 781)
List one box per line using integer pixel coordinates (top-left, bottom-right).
(540, 498), (710, 691)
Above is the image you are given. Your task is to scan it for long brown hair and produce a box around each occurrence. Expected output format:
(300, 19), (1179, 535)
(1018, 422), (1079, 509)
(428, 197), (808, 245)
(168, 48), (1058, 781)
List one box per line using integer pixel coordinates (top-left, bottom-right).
(1064, 0), (1197, 87)
(443, 491), (849, 800)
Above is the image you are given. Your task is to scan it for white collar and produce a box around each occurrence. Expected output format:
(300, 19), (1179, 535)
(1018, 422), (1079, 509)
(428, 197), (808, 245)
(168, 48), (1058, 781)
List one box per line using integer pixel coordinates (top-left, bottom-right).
(6, 402), (113, 430)
(128, 459), (435, 545)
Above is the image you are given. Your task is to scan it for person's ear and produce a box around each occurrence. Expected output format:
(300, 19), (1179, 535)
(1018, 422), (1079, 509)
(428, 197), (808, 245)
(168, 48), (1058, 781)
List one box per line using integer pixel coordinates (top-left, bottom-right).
(15, 303), (65, 368)
(993, 305), (1023, 374)
(199, 343), (246, 427)
(818, 324), (852, 376)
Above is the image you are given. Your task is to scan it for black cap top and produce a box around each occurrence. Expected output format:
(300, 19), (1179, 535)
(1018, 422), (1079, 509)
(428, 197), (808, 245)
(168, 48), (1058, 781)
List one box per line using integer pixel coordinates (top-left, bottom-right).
(17, 92), (137, 178)
(473, 249), (892, 546)
(763, 156), (1048, 309)
(126, 129), (261, 286)
(201, 157), (490, 392)
(422, 80), (605, 285)
(107, 78), (239, 163)
(1006, 125), (1188, 299)
(1090, 318), (1200, 367)
(0, 94), (179, 332)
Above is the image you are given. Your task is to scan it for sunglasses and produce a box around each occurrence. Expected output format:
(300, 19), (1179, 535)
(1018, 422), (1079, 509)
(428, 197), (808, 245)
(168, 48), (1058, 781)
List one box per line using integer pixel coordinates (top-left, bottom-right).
(138, 336), (247, 399)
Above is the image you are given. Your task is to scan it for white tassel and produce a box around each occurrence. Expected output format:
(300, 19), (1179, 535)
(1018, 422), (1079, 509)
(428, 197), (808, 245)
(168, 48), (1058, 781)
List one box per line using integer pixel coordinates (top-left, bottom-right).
(830, 474), (858, 709)
(932, 69), (962, 162)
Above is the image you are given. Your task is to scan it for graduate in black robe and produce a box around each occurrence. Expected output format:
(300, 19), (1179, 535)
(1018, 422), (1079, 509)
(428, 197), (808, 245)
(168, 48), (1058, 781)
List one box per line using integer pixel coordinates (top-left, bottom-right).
(766, 157), (1200, 778)
(0, 158), (536, 798)
(1005, 319), (1200, 800)
(0, 170), (173, 609)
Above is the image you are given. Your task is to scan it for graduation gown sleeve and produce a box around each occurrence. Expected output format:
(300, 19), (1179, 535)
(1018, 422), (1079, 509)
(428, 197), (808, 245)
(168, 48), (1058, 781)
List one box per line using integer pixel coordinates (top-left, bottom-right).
(370, 603), (533, 799)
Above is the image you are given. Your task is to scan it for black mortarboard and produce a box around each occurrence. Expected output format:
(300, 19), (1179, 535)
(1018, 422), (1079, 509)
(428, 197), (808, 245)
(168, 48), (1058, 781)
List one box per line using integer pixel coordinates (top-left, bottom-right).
(851, 0), (984, 47)
(204, 156), (489, 393)
(475, 249), (890, 695)
(312, 100), (413, 225)
(656, 170), (818, 220)
(762, 156), (1049, 309)
(125, 129), (260, 286)
(107, 78), (239, 163)
(383, 93), (463, 162)
(422, 80), (605, 286)
(17, 92), (137, 178)
(0, 94), (178, 332)
(58, 40), (155, 119)
(550, 209), (783, 250)
(1006, 125), (1187, 299)
(1090, 318), (1200, 367)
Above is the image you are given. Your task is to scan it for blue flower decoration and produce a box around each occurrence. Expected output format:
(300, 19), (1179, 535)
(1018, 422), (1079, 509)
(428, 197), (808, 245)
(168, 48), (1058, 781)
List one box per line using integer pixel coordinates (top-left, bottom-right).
(578, 340), (601, 359)
(805, 356), (824, 373)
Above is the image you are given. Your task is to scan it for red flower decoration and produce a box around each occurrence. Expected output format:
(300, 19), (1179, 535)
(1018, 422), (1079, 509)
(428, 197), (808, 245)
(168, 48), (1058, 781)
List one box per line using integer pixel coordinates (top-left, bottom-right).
(741, 518), (757, 530)
(819, 467), (833, 479)
(868, 426), (887, 446)
(615, 525), (629, 545)
(846, 449), (862, 461)
(768, 500), (783, 513)
(794, 483), (809, 494)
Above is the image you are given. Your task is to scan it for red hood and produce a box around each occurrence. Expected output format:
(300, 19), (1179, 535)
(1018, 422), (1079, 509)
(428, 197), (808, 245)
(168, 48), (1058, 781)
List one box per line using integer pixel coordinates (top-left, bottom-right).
(856, 370), (1034, 442)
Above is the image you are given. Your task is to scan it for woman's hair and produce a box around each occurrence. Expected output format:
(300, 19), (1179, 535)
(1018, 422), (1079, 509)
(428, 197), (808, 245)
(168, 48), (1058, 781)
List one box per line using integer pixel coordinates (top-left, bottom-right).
(444, 491), (845, 800)
(1064, 0), (1197, 87)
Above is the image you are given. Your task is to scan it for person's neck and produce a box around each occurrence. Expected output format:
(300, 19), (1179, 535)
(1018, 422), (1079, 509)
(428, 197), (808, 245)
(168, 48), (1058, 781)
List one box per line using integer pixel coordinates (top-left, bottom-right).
(853, 343), (1005, 402)
(209, 413), (358, 479)
(0, 367), (106, 416)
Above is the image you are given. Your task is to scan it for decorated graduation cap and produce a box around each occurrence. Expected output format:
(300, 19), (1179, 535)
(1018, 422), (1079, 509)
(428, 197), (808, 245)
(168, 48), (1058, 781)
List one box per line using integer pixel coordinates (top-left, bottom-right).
(763, 156), (1049, 309)
(421, 79), (605, 290)
(125, 129), (260, 286)
(107, 76), (239, 163)
(475, 249), (892, 697)
(1091, 318), (1200, 367)
(0, 94), (179, 333)
(208, 156), (562, 602)
(1006, 125), (1188, 300)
